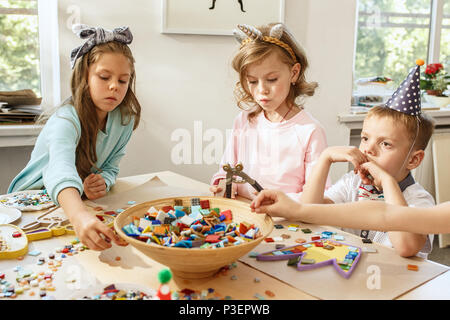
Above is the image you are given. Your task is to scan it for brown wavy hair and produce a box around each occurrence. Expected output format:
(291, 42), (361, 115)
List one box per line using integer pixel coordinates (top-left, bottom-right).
(232, 23), (318, 121)
(35, 42), (142, 182)
(69, 41), (141, 180)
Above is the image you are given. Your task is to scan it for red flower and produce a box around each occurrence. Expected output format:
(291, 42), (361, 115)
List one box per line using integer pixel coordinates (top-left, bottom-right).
(426, 63), (444, 75)
(434, 63), (443, 71)
(425, 65), (437, 74)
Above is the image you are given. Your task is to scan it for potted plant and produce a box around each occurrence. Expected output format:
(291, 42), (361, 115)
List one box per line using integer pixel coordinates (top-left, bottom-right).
(420, 63), (450, 108)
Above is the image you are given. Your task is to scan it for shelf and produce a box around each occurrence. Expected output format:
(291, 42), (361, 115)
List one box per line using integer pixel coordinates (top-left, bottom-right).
(0, 123), (43, 147)
(339, 107), (450, 130)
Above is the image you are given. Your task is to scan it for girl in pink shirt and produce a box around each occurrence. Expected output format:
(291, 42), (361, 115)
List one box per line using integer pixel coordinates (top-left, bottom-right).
(210, 23), (330, 200)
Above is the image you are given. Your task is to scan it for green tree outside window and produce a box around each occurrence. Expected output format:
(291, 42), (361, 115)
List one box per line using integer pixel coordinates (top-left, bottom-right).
(0, 0), (40, 97)
(355, 0), (434, 90)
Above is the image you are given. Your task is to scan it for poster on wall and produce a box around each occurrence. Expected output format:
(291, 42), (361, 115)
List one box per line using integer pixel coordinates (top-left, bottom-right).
(161, 0), (285, 35)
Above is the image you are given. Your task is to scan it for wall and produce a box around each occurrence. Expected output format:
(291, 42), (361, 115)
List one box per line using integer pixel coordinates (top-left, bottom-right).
(0, 146), (33, 194)
(55, 0), (355, 186)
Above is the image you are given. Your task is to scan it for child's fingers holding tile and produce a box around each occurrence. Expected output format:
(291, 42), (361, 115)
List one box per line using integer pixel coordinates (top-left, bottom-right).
(89, 225), (113, 251)
(102, 225), (128, 247)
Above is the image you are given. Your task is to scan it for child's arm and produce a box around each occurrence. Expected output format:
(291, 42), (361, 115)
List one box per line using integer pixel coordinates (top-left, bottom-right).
(381, 174), (427, 257)
(291, 126), (331, 201)
(359, 161), (428, 257)
(251, 189), (450, 234)
(58, 187), (126, 251)
(301, 146), (368, 204)
(42, 112), (124, 249)
(299, 152), (333, 204)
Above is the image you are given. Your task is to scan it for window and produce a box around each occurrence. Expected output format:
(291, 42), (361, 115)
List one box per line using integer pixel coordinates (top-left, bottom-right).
(0, 0), (60, 107)
(353, 0), (449, 93)
(0, 0), (40, 95)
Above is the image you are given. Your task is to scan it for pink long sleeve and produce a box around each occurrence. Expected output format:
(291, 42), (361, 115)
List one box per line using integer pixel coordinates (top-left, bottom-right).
(211, 110), (331, 200)
(210, 112), (243, 185)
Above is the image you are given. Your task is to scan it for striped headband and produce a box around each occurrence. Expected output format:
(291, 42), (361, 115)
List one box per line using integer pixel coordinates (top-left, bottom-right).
(70, 24), (133, 69)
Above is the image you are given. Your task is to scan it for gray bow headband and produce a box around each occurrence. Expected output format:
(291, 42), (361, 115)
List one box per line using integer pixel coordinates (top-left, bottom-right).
(70, 24), (133, 69)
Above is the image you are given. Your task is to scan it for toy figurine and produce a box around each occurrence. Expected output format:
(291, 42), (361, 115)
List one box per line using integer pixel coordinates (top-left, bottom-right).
(156, 268), (172, 300)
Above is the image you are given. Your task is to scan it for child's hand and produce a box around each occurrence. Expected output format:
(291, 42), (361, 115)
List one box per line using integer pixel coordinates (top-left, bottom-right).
(210, 185), (223, 194)
(250, 190), (301, 221)
(83, 173), (107, 200)
(324, 146), (368, 172)
(72, 211), (128, 251)
(210, 179), (237, 198)
(358, 160), (392, 189)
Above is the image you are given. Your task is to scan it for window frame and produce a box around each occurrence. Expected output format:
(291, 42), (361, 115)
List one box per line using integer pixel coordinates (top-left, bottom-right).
(428, 0), (445, 64)
(37, 0), (60, 109)
(353, 0), (447, 91)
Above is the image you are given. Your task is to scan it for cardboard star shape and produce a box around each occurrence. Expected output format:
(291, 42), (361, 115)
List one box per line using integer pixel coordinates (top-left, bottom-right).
(256, 240), (362, 279)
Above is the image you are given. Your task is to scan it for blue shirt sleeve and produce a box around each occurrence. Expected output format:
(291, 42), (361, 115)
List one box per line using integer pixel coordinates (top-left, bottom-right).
(42, 111), (84, 205)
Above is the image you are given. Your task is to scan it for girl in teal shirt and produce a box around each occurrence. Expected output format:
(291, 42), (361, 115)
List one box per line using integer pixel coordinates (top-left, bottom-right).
(8, 25), (141, 251)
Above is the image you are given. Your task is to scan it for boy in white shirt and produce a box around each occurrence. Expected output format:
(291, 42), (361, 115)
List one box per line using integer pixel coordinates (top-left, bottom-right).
(300, 61), (435, 258)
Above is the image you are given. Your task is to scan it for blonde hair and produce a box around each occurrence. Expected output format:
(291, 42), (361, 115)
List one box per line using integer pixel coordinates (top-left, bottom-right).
(366, 106), (435, 151)
(232, 23), (318, 121)
(39, 41), (141, 181)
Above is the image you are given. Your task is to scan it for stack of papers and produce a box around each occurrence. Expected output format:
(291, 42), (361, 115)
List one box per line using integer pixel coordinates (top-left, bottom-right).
(0, 89), (42, 123)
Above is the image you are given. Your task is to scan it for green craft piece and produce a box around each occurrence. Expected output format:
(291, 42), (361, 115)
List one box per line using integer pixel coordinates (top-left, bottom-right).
(158, 268), (172, 284)
(301, 258), (315, 264)
(254, 293), (266, 300)
(340, 264), (351, 271)
(287, 256), (301, 266)
(301, 228), (312, 234)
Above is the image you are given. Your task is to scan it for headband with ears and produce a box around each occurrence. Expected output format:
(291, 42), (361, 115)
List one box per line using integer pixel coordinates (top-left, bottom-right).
(232, 23), (301, 63)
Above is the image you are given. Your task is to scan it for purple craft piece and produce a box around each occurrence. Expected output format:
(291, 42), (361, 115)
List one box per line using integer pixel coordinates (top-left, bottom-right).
(256, 244), (305, 261)
(25, 228), (50, 234)
(256, 240), (362, 279)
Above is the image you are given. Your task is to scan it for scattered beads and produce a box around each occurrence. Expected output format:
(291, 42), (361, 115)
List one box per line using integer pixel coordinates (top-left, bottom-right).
(78, 284), (154, 300)
(0, 190), (53, 209)
(1, 238), (89, 300)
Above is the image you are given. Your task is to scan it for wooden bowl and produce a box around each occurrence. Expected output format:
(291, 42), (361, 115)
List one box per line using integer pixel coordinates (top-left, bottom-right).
(114, 196), (273, 279)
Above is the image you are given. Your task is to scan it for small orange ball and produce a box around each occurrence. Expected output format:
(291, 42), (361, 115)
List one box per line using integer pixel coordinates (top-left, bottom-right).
(416, 59), (425, 66)
(265, 290), (275, 298)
